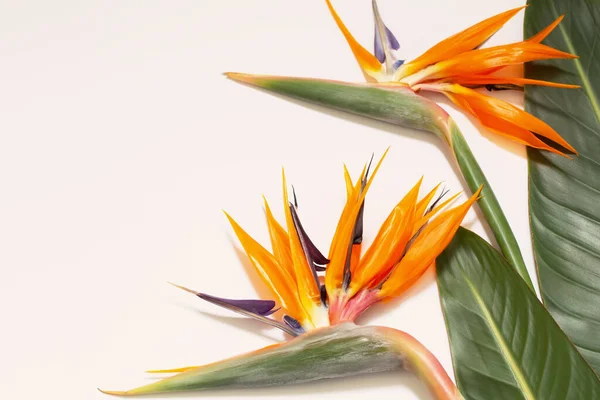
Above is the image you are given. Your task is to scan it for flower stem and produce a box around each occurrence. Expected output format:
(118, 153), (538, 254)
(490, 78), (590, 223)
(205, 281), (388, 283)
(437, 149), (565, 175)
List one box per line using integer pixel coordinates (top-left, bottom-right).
(378, 326), (464, 400)
(447, 119), (534, 290)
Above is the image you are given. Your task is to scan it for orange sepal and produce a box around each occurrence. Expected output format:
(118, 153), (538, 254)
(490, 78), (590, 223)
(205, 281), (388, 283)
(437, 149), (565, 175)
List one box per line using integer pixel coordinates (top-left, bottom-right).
(442, 84), (577, 155)
(325, 149), (389, 295)
(349, 178), (422, 294)
(528, 15), (564, 43)
(224, 212), (305, 321)
(343, 164), (354, 200)
(281, 170), (322, 317)
(412, 192), (461, 236)
(324, 0), (383, 82)
(425, 41), (577, 81)
(414, 183), (442, 218)
(263, 197), (294, 274)
(448, 75), (579, 89)
(379, 186), (483, 298)
(396, 6), (525, 79)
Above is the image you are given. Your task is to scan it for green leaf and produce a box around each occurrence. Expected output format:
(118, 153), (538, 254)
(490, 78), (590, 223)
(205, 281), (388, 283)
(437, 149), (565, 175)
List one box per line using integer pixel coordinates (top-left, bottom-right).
(437, 228), (600, 399)
(525, 0), (600, 372)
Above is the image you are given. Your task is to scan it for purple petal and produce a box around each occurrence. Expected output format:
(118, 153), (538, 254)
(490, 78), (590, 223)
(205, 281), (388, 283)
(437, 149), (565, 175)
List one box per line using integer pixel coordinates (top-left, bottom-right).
(287, 196), (329, 266)
(385, 26), (400, 50)
(289, 203), (322, 292)
(170, 283), (299, 336)
(283, 315), (305, 334)
(392, 59), (405, 70)
(372, 0), (400, 63)
(374, 27), (386, 63)
(198, 293), (278, 316)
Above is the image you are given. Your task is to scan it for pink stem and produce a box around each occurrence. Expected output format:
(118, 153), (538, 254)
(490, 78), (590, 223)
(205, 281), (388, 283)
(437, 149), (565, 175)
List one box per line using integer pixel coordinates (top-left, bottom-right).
(377, 326), (464, 400)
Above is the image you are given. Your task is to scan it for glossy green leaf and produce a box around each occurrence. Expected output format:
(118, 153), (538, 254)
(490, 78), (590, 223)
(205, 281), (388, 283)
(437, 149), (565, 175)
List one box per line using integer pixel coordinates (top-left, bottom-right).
(437, 228), (600, 399)
(525, 0), (600, 372)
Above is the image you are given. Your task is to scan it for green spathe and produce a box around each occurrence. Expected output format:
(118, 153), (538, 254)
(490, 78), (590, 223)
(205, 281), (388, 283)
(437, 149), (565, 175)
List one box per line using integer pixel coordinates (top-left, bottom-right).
(100, 323), (462, 399)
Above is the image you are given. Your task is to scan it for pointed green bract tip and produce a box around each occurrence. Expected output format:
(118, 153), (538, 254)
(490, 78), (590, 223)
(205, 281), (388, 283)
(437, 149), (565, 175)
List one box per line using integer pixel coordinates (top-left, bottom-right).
(98, 388), (128, 396)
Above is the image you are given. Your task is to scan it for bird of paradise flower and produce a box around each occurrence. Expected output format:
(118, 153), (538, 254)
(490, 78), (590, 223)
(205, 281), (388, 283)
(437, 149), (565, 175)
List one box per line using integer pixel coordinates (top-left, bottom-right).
(101, 151), (480, 398)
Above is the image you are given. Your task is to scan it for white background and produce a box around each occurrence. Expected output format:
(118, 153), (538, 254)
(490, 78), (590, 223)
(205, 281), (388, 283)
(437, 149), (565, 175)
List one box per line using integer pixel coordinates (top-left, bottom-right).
(0, 0), (533, 398)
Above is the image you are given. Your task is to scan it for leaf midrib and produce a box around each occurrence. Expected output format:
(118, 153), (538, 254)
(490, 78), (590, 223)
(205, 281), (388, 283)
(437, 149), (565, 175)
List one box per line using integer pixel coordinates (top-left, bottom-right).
(463, 273), (536, 400)
(552, 2), (600, 125)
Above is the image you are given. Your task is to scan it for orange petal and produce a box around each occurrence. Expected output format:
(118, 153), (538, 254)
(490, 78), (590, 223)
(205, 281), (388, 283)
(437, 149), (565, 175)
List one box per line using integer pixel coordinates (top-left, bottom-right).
(349, 178), (422, 294)
(263, 197), (294, 274)
(328, 164), (366, 269)
(324, 0), (383, 82)
(414, 41), (577, 83)
(379, 186), (482, 298)
(447, 75), (580, 89)
(442, 84), (577, 155)
(413, 192), (461, 235)
(528, 15), (564, 43)
(325, 149), (389, 295)
(415, 183), (442, 219)
(343, 164), (354, 200)
(281, 170), (326, 327)
(225, 212), (306, 321)
(396, 6), (525, 79)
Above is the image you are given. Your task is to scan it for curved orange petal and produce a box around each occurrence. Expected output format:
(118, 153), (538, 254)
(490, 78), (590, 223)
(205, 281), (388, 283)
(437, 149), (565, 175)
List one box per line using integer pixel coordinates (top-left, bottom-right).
(281, 170), (324, 325)
(424, 41), (577, 81)
(442, 84), (576, 155)
(412, 192), (461, 235)
(448, 75), (579, 89)
(528, 15), (564, 43)
(415, 183), (442, 218)
(325, 149), (389, 295)
(349, 178), (422, 294)
(324, 0), (383, 82)
(328, 164), (365, 265)
(396, 6), (525, 79)
(263, 197), (294, 273)
(225, 212), (306, 321)
(379, 186), (482, 298)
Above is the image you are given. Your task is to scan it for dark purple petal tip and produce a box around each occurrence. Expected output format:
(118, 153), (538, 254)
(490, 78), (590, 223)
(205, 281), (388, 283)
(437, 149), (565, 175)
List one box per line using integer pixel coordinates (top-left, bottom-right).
(283, 315), (305, 334)
(198, 293), (278, 316)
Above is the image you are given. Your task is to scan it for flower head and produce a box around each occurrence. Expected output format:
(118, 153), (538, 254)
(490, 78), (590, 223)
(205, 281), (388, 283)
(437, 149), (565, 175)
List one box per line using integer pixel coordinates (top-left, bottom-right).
(323, 1), (579, 155)
(173, 152), (481, 335)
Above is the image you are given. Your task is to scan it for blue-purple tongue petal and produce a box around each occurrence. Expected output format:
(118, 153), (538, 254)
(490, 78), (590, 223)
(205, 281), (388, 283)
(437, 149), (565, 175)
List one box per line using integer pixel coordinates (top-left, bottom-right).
(374, 26), (400, 63)
(169, 283), (299, 336)
(287, 194), (330, 266)
(372, 0), (400, 64)
(289, 203), (323, 292)
(392, 59), (405, 70)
